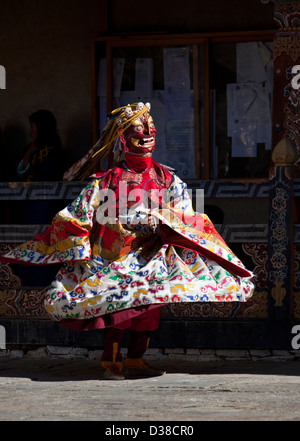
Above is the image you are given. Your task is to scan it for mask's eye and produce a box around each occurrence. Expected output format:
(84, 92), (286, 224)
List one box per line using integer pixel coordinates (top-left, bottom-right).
(134, 125), (143, 132)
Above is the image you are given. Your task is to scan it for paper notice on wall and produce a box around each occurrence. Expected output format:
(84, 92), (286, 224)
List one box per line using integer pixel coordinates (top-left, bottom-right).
(246, 83), (272, 150)
(227, 83), (257, 137)
(227, 82), (272, 156)
(164, 119), (195, 179)
(163, 47), (190, 91)
(162, 47), (194, 176)
(163, 47), (192, 120)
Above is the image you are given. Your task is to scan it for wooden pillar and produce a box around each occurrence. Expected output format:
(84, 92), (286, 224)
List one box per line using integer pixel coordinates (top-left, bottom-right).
(268, 166), (294, 320)
(268, 1), (300, 321)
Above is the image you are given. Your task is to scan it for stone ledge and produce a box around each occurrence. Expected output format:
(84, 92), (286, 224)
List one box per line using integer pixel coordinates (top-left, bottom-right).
(0, 346), (299, 362)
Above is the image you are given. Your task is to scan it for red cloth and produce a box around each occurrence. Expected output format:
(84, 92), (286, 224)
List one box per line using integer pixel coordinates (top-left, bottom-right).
(124, 154), (152, 172)
(59, 304), (161, 332)
(113, 305), (161, 331)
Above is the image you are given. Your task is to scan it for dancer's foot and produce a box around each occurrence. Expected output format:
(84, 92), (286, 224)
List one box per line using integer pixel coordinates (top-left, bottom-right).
(102, 365), (125, 381)
(125, 357), (166, 379)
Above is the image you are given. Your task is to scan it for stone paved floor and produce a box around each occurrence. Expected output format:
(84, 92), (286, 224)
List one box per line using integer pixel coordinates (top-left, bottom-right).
(0, 357), (299, 422)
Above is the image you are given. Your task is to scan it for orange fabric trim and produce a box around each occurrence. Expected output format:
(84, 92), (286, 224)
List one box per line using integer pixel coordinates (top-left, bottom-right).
(101, 361), (123, 373)
(125, 357), (149, 369)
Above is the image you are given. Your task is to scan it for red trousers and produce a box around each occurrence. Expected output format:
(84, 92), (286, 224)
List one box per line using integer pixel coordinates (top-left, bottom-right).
(101, 306), (161, 364)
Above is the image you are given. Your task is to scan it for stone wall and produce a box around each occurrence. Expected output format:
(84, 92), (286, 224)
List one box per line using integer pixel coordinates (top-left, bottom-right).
(1, 346), (298, 362)
(0, 0), (102, 178)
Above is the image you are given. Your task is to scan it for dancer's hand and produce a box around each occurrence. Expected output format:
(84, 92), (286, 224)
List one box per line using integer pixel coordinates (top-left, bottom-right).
(148, 215), (159, 232)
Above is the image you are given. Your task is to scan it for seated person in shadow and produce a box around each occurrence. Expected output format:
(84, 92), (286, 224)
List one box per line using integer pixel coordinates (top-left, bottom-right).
(14, 109), (64, 286)
(17, 109), (63, 183)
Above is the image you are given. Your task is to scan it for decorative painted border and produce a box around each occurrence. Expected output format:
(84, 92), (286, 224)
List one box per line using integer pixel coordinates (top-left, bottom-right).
(0, 179), (272, 200)
(3, 178), (300, 199)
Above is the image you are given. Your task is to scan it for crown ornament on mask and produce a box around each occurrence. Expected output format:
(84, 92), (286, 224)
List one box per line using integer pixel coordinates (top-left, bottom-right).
(115, 102), (151, 126)
(63, 102), (152, 181)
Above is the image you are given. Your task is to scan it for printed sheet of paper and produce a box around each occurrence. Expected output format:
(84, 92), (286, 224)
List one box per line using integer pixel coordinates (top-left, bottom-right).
(163, 47), (190, 91)
(227, 83), (257, 137)
(163, 47), (192, 120)
(160, 47), (195, 177)
(164, 119), (195, 179)
(227, 83), (272, 156)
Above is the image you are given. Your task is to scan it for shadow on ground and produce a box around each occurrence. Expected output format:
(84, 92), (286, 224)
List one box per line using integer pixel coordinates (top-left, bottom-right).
(0, 357), (299, 382)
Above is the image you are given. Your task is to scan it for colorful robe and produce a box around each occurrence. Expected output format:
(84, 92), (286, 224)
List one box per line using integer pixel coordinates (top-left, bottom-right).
(0, 161), (254, 329)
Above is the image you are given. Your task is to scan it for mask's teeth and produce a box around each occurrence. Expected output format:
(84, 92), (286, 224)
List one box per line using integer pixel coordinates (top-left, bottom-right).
(143, 137), (153, 144)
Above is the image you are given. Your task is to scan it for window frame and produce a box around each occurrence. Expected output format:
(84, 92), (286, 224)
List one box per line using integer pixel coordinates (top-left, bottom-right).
(92, 30), (276, 181)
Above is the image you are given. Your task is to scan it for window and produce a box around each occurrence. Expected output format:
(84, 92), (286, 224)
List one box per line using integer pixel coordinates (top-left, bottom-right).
(210, 38), (274, 179)
(93, 31), (275, 181)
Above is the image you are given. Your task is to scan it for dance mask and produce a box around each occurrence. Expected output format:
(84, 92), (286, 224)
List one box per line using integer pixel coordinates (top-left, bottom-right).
(63, 102), (157, 180)
(116, 103), (157, 156)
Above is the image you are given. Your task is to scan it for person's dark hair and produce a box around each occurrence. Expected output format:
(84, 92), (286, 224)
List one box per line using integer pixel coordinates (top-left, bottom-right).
(29, 109), (62, 150)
